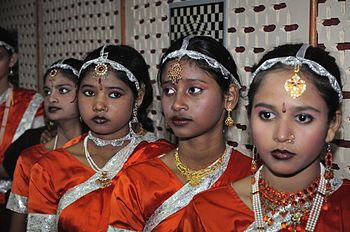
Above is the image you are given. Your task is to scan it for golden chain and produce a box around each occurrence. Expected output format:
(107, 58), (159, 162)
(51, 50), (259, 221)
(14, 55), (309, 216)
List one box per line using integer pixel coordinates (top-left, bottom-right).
(174, 147), (226, 186)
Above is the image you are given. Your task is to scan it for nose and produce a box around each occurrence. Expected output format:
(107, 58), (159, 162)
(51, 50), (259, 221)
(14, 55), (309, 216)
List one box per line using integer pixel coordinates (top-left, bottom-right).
(92, 94), (108, 112)
(48, 91), (58, 103)
(171, 90), (188, 111)
(273, 119), (294, 144)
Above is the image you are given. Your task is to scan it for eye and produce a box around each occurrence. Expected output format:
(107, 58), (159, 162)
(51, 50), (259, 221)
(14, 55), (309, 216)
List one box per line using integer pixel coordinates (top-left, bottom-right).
(59, 87), (70, 94)
(109, 91), (122, 99)
(162, 87), (175, 96)
(258, 111), (276, 121)
(43, 89), (51, 97)
(82, 89), (95, 97)
(295, 113), (313, 124)
(188, 87), (202, 95)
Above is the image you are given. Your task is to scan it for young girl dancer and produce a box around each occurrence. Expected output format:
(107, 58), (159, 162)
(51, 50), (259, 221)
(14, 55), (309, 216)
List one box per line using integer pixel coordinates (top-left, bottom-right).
(181, 43), (350, 231)
(108, 35), (251, 231)
(27, 44), (174, 231)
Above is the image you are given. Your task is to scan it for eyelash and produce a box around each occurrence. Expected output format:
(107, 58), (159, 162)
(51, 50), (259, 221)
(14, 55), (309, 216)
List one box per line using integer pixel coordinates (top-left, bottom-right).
(258, 111), (314, 124)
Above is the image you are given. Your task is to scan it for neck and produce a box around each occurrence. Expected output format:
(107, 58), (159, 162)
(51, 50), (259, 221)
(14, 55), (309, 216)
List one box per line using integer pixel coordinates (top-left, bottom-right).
(55, 118), (82, 147)
(0, 78), (10, 96)
(261, 160), (321, 192)
(177, 135), (226, 170)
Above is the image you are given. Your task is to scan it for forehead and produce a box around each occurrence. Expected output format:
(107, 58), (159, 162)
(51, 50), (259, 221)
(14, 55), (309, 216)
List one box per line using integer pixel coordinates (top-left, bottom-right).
(44, 71), (76, 85)
(254, 69), (326, 108)
(81, 70), (130, 88)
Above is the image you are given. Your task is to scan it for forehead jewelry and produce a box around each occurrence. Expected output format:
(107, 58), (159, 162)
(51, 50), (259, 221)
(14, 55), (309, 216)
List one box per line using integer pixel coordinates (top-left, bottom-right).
(49, 69), (58, 81)
(168, 58), (182, 84)
(94, 63), (108, 79)
(284, 64), (306, 99)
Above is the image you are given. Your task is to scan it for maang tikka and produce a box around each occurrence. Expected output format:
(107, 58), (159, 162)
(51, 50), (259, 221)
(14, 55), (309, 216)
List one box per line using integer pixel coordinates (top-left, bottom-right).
(168, 58), (182, 84)
(284, 64), (306, 99)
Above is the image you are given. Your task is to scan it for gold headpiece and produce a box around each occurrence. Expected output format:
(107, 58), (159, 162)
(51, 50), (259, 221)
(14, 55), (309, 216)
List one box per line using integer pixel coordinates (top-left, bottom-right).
(168, 58), (182, 84)
(49, 69), (58, 81)
(284, 65), (306, 99)
(94, 63), (108, 79)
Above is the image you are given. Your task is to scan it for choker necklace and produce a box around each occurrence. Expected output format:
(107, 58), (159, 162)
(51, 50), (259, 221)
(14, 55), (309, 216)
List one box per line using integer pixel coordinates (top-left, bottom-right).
(83, 136), (112, 188)
(175, 147), (226, 187)
(87, 130), (133, 147)
(252, 163), (329, 232)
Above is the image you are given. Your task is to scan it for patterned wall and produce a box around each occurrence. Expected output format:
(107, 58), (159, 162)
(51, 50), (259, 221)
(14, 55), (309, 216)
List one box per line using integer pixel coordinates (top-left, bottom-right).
(1, 0), (349, 177)
(0, 0), (38, 90)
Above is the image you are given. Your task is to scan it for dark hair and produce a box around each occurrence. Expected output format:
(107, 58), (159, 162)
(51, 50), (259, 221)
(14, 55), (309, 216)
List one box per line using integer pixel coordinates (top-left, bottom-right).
(0, 27), (17, 54)
(44, 58), (83, 84)
(247, 43), (342, 121)
(158, 35), (240, 97)
(79, 44), (154, 132)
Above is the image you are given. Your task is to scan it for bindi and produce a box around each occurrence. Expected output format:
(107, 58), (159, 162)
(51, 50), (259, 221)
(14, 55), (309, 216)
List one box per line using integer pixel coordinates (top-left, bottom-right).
(282, 102), (286, 113)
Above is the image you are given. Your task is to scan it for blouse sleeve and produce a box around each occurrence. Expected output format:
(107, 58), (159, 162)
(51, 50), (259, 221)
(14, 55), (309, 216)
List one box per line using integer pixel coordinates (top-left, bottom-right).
(27, 162), (58, 231)
(108, 169), (145, 231)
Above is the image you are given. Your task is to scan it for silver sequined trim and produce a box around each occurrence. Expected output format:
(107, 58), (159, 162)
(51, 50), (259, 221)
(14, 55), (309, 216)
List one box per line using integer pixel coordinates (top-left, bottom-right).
(78, 44), (140, 90)
(27, 213), (57, 232)
(250, 55), (343, 102)
(107, 226), (137, 232)
(0, 179), (12, 193)
(0, 41), (15, 53)
(161, 36), (241, 88)
(57, 135), (146, 216)
(143, 145), (233, 232)
(12, 93), (44, 142)
(6, 192), (28, 214)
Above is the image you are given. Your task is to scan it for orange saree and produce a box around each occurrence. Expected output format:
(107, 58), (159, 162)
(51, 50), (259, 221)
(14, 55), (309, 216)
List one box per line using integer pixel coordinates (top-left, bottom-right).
(107, 147), (251, 232)
(180, 180), (350, 232)
(27, 137), (174, 232)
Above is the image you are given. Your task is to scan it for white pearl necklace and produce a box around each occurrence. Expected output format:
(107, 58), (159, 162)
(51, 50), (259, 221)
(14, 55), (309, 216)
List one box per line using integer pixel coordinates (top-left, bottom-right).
(53, 135), (58, 150)
(251, 163), (327, 232)
(83, 136), (112, 187)
(87, 130), (133, 147)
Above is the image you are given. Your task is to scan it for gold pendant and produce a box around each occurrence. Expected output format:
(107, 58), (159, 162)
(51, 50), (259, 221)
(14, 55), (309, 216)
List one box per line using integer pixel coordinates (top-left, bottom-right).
(95, 171), (112, 188)
(284, 65), (306, 99)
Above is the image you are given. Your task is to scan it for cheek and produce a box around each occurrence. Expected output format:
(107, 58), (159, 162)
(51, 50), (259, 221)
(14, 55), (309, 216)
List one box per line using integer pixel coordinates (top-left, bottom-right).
(161, 98), (172, 117)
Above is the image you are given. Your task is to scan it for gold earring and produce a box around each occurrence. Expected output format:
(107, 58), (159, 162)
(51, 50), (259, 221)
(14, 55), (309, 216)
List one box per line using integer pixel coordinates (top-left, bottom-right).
(251, 146), (258, 184)
(225, 108), (234, 127)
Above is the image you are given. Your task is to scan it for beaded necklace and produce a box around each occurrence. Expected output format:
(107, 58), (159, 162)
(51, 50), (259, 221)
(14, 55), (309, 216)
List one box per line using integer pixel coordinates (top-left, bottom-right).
(252, 164), (329, 232)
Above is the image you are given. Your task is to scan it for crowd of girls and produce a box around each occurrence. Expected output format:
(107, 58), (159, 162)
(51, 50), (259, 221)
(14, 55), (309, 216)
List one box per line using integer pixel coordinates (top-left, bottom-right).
(1, 25), (349, 231)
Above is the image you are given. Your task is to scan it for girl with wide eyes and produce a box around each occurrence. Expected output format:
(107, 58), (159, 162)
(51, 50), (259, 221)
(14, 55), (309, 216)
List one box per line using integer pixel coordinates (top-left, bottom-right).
(180, 44), (350, 231)
(107, 35), (252, 231)
(26, 44), (174, 232)
(6, 58), (85, 232)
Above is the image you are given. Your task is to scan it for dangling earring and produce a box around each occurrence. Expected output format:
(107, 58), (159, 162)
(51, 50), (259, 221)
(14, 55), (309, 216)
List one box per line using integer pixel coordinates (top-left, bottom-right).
(251, 146), (258, 184)
(9, 66), (14, 76)
(324, 143), (334, 181)
(225, 107), (234, 127)
(131, 103), (145, 135)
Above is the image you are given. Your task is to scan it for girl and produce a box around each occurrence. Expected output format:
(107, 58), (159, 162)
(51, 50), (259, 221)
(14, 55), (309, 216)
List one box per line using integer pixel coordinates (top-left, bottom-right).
(0, 27), (44, 202)
(6, 58), (85, 232)
(180, 44), (350, 231)
(27, 45), (174, 231)
(107, 35), (252, 231)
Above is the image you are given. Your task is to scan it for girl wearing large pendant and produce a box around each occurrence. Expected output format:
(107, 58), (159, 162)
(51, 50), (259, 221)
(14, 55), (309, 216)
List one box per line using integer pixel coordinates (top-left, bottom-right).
(26, 45), (174, 232)
(180, 44), (350, 232)
(107, 35), (252, 232)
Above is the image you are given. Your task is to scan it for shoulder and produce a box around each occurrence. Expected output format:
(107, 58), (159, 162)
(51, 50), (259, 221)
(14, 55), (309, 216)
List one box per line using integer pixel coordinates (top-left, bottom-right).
(12, 86), (37, 99)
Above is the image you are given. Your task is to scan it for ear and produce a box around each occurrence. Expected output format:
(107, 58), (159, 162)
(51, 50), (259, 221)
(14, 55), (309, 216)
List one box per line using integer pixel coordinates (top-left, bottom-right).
(325, 110), (342, 143)
(224, 84), (239, 110)
(136, 84), (145, 107)
(9, 53), (18, 67)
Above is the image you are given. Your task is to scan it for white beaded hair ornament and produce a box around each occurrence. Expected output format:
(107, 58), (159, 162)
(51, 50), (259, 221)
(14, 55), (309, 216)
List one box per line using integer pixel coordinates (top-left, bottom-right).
(250, 43), (343, 102)
(78, 44), (140, 90)
(161, 35), (241, 88)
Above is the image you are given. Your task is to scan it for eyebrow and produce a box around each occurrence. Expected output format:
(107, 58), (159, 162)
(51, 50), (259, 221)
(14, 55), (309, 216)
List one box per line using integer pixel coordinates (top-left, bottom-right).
(254, 102), (321, 113)
(80, 84), (125, 91)
(161, 78), (208, 85)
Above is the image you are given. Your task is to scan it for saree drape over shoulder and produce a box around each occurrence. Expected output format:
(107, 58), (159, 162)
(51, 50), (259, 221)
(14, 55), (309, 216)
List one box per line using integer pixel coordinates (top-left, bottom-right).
(27, 136), (174, 232)
(108, 146), (251, 232)
(180, 180), (350, 232)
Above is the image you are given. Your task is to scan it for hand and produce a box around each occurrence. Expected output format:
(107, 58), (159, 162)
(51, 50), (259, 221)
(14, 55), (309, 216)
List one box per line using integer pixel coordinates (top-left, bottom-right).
(40, 128), (56, 144)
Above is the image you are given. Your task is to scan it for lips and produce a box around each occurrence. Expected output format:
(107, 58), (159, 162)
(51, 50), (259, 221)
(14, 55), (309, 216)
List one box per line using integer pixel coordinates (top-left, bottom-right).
(271, 149), (296, 160)
(47, 106), (61, 113)
(171, 116), (192, 126)
(92, 116), (109, 124)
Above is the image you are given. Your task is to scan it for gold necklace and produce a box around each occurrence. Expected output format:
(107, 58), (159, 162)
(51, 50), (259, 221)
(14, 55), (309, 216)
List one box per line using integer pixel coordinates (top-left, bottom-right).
(174, 147), (226, 186)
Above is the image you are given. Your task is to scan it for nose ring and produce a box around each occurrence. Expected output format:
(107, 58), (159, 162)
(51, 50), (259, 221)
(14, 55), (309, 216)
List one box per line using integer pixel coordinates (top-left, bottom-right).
(287, 134), (295, 144)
